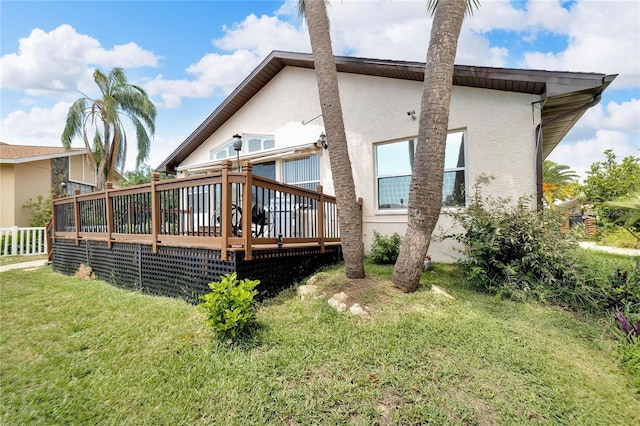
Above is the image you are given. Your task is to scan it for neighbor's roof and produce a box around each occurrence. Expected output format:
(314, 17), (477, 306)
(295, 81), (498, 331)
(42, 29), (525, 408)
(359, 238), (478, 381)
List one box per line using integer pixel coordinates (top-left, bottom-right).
(0, 142), (87, 164)
(157, 50), (616, 173)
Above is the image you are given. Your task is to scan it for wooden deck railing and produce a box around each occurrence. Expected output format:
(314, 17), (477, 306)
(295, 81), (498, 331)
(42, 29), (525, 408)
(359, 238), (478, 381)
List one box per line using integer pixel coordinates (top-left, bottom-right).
(52, 160), (340, 260)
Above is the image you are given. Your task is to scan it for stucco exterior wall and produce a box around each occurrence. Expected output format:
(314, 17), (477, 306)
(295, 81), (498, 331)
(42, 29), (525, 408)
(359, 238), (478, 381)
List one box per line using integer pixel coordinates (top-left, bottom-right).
(0, 164), (16, 227)
(178, 66), (541, 261)
(3, 159), (52, 227)
(69, 154), (97, 185)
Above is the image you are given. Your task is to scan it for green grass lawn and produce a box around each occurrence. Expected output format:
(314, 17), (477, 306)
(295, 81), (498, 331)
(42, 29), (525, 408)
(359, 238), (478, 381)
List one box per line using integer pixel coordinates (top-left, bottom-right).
(1, 262), (639, 425)
(0, 253), (48, 266)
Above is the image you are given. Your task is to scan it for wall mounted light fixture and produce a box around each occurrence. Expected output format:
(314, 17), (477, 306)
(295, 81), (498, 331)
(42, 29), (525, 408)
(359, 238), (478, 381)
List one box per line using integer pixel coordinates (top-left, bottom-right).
(314, 132), (328, 149)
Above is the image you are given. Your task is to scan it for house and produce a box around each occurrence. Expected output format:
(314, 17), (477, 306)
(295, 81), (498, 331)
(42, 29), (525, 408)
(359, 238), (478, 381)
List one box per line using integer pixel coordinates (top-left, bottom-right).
(157, 51), (615, 261)
(0, 142), (97, 227)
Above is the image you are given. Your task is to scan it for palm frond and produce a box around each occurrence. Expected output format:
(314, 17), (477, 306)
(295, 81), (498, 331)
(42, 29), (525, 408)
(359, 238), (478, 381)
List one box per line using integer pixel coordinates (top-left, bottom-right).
(61, 98), (87, 148)
(427, 0), (480, 16)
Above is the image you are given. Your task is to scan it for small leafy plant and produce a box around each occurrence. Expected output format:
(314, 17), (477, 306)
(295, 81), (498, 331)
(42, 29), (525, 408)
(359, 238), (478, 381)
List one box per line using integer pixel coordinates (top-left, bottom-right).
(369, 230), (402, 264)
(199, 273), (259, 340)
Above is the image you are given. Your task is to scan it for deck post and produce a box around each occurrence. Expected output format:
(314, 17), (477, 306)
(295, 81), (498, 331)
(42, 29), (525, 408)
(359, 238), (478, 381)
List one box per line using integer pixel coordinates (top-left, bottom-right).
(242, 161), (253, 260)
(105, 182), (114, 248)
(73, 189), (81, 245)
(317, 184), (325, 253)
(150, 174), (160, 253)
(221, 160), (232, 260)
(51, 195), (57, 245)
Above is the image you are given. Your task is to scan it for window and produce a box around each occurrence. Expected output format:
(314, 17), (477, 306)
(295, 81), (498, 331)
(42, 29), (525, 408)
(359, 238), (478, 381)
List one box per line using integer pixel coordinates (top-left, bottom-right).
(210, 134), (276, 160)
(246, 135), (276, 153)
(211, 141), (235, 161)
(375, 131), (466, 210)
(283, 154), (320, 191)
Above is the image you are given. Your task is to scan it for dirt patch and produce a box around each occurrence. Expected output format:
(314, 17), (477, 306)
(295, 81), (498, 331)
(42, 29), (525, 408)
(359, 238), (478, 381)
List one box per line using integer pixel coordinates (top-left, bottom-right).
(320, 273), (403, 312)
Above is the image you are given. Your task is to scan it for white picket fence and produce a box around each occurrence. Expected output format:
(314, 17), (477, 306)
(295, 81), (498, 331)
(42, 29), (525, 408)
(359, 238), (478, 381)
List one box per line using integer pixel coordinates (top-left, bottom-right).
(0, 226), (48, 257)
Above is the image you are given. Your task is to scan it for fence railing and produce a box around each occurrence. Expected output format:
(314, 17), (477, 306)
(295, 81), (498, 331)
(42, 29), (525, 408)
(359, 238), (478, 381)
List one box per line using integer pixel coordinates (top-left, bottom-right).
(52, 160), (340, 260)
(0, 226), (48, 257)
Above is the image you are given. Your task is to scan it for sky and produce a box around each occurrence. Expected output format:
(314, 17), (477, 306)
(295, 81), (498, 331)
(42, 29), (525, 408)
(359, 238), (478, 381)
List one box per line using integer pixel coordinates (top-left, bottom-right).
(1, 0), (638, 181)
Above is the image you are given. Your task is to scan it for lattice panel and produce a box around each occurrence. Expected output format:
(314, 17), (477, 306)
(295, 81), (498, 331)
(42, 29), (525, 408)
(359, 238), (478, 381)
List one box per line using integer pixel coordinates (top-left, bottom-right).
(88, 242), (141, 292)
(51, 239), (88, 275)
(141, 246), (235, 303)
(51, 240), (342, 304)
(238, 246), (342, 299)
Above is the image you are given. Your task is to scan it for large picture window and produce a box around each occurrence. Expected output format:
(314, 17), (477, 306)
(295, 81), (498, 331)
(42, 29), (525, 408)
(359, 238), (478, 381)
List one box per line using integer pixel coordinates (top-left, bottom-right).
(375, 131), (466, 210)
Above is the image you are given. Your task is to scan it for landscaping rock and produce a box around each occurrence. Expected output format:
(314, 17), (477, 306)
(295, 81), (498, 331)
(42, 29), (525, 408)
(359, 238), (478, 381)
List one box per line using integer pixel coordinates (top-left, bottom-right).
(305, 273), (326, 287)
(297, 284), (319, 300)
(328, 292), (348, 312)
(431, 285), (455, 300)
(349, 303), (369, 317)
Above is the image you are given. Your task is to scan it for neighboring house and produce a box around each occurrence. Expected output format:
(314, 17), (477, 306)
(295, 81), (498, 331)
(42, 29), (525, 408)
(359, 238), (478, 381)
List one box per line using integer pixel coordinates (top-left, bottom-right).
(0, 142), (97, 227)
(157, 51), (615, 261)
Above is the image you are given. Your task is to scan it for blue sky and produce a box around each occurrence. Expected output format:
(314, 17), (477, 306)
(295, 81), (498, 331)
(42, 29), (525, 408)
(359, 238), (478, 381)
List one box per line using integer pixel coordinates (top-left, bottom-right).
(1, 0), (638, 180)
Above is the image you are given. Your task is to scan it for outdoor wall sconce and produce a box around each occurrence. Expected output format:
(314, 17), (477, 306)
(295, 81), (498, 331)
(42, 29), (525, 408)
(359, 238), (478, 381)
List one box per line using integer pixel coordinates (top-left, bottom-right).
(277, 234), (283, 248)
(314, 132), (328, 149)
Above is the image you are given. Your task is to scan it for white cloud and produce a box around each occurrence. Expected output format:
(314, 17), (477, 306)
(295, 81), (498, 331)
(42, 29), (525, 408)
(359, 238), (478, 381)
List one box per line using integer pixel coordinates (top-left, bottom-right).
(548, 130), (639, 181)
(214, 14), (310, 57)
(0, 25), (159, 97)
(523, 1), (640, 88)
(0, 102), (72, 146)
(144, 50), (261, 108)
(573, 98), (640, 133)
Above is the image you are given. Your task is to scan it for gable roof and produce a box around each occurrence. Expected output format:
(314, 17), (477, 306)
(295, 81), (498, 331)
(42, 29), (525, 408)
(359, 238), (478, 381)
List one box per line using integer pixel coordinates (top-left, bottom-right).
(0, 142), (87, 164)
(157, 50), (616, 173)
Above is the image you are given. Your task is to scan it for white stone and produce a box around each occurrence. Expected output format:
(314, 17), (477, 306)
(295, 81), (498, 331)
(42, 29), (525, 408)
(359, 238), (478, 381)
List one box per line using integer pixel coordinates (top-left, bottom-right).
(297, 284), (318, 300)
(328, 295), (347, 312)
(431, 285), (455, 300)
(332, 292), (348, 303)
(306, 273), (324, 286)
(349, 303), (369, 317)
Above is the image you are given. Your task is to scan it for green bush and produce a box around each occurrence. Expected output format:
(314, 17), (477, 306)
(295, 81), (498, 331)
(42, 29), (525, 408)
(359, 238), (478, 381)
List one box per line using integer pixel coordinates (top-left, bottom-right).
(198, 273), (259, 340)
(22, 194), (52, 227)
(369, 230), (402, 264)
(448, 190), (581, 302)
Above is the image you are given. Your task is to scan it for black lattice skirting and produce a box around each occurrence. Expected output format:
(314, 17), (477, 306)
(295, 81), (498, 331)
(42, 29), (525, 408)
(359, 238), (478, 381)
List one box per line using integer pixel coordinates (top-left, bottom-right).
(51, 239), (342, 303)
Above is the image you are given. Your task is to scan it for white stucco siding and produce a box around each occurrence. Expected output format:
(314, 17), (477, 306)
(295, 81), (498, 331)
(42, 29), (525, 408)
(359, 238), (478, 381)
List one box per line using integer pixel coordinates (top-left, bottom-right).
(337, 73), (540, 261)
(180, 67), (327, 176)
(176, 66), (541, 261)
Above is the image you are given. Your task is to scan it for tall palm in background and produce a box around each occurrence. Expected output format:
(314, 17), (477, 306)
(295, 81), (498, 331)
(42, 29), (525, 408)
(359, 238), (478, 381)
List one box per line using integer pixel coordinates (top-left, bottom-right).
(62, 67), (156, 190)
(300, 0), (365, 279)
(542, 160), (578, 209)
(393, 0), (477, 292)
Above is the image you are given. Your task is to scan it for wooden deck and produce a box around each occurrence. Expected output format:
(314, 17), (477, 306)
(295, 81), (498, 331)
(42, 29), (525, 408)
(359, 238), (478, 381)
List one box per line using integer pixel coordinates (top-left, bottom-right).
(50, 160), (347, 301)
(51, 160), (342, 260)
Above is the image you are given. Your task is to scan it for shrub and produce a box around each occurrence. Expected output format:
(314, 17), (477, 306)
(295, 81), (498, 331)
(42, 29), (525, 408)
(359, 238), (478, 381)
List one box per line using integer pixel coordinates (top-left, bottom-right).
(369, 231), (402, 264)
(447, 187), (581, 303)
(199, 273), (259, 340)
(22, 194), (52, 227)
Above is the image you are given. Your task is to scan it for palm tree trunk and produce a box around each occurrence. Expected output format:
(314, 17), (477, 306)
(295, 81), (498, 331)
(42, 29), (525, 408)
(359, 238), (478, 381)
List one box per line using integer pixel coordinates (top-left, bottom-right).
(392, 0), (467, 292)
(304, 0), (364, 278)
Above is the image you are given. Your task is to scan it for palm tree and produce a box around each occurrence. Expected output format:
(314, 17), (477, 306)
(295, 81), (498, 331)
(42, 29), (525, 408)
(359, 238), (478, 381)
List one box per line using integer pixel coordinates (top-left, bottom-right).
(392, 0), (478, 292)
(542, 160), (578, 209)
(62, 67), (157, 190)
(301, 0), (365, 279)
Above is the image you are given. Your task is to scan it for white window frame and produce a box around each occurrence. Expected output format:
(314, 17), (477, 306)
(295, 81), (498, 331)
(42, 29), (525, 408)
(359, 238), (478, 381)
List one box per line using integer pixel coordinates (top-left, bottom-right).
(374, 130), (467, 212)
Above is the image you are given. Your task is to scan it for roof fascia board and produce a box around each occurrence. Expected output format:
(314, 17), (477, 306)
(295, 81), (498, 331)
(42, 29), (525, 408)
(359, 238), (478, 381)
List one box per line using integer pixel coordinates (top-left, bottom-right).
(0, 150), (86, 164)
